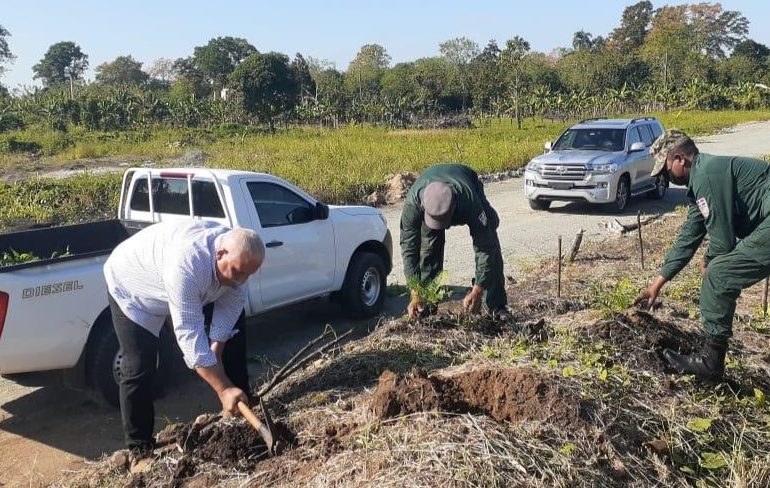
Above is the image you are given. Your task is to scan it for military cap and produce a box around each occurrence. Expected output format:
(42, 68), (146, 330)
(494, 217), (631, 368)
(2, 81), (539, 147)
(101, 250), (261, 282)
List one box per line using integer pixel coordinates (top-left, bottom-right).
(650, 129), (694, 177)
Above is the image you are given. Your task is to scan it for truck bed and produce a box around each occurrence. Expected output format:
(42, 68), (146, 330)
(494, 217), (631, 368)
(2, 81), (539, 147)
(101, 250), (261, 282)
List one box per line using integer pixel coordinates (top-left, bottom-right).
(0, 219), (147, 273)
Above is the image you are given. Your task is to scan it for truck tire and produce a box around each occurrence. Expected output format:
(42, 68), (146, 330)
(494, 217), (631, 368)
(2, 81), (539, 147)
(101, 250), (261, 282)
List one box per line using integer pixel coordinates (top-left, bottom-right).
(647, 173), (668, 200)
(86, 318), (175, 408)
(608, 175), (631, 213)
(340, 252), (386, 318)
(528, 199), (551, 211)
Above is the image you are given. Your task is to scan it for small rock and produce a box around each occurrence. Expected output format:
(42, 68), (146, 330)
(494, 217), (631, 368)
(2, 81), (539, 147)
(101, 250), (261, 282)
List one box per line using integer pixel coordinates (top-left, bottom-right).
(610, 457), (628, 479)
(108, 450), (129, 471)
(130, 457), (154, 475)
(644, 438), (669, 453)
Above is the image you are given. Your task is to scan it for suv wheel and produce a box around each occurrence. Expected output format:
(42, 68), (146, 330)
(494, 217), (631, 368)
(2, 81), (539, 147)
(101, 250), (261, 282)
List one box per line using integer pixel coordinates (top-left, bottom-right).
(647, 173), (668, 200)
(528, 199), (551, 211)
(611, 175), (631, 213)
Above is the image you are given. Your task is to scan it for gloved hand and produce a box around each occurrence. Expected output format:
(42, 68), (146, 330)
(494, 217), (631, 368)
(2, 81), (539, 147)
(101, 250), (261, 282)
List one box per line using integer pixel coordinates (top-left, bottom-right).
(407, 290), (425, 319)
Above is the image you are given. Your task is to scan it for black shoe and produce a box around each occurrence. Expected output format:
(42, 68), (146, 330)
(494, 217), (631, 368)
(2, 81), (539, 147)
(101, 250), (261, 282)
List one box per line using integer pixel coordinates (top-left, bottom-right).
(663, 340), (727, 382)
(488, 307), (512, 322)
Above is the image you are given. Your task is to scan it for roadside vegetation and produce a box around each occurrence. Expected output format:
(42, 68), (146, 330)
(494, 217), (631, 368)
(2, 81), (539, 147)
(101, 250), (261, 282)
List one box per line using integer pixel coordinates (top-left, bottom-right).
(0, 109), (769, 233)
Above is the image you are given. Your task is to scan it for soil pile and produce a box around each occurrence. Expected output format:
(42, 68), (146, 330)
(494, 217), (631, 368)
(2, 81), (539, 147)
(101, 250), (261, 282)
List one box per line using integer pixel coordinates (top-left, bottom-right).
(582, 310), (700, 371)
(371, 367), (584, 428)
(511, 296), (586, 319)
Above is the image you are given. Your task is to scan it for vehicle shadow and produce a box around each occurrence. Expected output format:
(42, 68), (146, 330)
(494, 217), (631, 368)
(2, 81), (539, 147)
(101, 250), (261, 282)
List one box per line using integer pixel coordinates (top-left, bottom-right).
(0, 295), (409, 463)
(541, 186), (689, 217)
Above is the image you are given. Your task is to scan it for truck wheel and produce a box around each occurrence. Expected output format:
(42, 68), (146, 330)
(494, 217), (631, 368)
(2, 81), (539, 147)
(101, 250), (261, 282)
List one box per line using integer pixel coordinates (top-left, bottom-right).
(609, 175), (631, 213)
(528, 199), (551, 211)
(647, 173), (668, 200)
(86, 318), (175, 408)
(340, 252), (386, 318)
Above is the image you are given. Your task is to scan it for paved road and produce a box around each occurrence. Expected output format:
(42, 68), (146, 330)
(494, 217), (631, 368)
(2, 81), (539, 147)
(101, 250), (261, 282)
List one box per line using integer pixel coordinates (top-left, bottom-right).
(2, 120), (770, 487)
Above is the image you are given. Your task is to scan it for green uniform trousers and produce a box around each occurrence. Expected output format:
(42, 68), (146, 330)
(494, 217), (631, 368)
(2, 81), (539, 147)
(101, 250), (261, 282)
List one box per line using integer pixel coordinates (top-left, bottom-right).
(701, 217), (770, 343)
(419, 221), (507, 310)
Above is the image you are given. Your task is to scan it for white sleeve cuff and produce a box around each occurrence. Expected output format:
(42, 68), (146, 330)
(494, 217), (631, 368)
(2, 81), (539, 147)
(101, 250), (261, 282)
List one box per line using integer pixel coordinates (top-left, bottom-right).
(185, 350), (218, 369)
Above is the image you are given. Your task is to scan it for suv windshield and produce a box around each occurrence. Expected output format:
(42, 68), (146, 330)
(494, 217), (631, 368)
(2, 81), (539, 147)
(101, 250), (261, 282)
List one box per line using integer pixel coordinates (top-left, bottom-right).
(553, 128), (626, 152)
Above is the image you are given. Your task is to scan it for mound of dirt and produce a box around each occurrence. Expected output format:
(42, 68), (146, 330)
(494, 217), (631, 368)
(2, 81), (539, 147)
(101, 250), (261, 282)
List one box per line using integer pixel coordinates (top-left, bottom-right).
(582, 310), (700, 371)
(185, 420), (268, 467)
(511, 296), (586, 319)
(371, 367), (584, 429)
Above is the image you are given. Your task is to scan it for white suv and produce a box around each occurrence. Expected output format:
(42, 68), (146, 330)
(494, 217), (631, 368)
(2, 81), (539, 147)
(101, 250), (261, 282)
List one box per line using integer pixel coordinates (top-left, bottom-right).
(524, 117), (666, 212)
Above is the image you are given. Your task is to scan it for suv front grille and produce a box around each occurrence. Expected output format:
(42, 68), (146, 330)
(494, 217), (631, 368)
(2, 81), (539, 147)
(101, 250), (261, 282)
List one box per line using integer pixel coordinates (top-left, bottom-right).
(539, 164), (586, 181)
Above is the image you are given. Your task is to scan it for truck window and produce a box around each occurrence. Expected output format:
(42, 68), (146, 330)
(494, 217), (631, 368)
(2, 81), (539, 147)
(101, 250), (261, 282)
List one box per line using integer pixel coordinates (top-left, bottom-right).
(638, 124), (655, 146)
(247, 182), (314, 227)
(649, 122), (663, 140)
(627, 127), (643, 147)
(130, 178), (225, 218)
(554, 128), (625, 151)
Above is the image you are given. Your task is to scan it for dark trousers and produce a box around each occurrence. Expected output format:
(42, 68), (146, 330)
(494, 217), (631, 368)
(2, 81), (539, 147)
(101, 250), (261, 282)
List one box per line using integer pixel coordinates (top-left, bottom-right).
(108, 294), (249, 450)
(700, 218), (770, 343)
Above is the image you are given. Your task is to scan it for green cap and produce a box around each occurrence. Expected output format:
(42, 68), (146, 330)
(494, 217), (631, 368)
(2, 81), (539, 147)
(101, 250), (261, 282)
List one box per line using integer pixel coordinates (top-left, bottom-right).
(650, 129), (693, 177)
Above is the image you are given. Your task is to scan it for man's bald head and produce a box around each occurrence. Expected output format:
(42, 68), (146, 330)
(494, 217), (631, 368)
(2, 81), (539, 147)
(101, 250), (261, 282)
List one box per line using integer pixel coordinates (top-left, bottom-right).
(215, 228), (265, 287)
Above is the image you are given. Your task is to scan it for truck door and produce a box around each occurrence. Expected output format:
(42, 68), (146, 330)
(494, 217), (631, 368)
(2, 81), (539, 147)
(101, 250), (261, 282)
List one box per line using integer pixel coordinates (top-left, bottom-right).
(242, 180), (335, 309)
(626, 126), (652, 189)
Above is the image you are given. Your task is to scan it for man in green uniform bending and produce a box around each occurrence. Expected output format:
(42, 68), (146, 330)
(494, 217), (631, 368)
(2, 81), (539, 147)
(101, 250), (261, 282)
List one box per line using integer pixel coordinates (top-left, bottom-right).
(400, 163), (509, 320)
(636, 129), (770, 381)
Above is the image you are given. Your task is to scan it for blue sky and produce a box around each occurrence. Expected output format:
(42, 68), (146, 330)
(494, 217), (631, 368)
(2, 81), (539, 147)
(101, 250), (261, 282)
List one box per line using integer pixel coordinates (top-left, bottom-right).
(2, 0), (770, 90)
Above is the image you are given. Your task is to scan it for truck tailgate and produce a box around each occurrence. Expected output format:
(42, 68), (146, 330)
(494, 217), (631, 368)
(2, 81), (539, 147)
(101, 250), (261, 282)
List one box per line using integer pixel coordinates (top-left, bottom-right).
(0, 256), (110, 374)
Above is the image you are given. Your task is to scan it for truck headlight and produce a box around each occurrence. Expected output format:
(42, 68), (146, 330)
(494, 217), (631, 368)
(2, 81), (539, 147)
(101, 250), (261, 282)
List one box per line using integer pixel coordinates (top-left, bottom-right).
(526, 160), (542, 171)
(587, 163), (618, 174)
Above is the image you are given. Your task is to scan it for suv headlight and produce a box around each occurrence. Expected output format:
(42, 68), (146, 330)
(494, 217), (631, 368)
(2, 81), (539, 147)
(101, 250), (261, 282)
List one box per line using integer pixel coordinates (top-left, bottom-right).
(526, 160), (542, 171)
(586, 163), (618, 174)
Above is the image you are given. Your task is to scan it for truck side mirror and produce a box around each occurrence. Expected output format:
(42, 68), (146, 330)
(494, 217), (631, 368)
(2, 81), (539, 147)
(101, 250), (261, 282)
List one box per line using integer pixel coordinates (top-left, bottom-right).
(629, 142), (646, 152)
(315, 202), (329, 220)
(544, 141), (553, 151)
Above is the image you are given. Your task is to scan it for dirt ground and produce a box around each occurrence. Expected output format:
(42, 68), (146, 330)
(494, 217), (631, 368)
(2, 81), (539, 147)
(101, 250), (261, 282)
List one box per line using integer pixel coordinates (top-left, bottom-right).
(0, 296), (407, 488)
(26, 209), (770, 487)
(2, 120), (770, 487)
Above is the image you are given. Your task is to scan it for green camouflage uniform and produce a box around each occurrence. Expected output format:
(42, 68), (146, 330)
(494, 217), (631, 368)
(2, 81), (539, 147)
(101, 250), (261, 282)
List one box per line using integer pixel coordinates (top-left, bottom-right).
(400, 163), (507, 309)
(660, 153), (770, 343)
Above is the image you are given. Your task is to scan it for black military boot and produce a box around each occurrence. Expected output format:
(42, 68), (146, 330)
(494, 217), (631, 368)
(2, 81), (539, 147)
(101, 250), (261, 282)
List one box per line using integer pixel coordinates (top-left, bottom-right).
(662, 340), (727, 382)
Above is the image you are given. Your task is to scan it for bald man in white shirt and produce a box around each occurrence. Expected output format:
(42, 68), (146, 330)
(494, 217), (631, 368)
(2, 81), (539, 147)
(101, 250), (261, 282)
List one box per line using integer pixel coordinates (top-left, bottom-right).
(104, 221), (264, 460)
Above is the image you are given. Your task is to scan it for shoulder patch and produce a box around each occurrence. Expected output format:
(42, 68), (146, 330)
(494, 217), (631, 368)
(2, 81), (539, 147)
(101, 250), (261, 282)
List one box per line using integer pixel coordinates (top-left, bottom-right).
(696, 197), (710, 218)
(478, 210), (488, 227)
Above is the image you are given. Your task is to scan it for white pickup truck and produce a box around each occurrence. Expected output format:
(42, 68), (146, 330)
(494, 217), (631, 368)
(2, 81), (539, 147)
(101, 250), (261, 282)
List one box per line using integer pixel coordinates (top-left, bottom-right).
(0, 167), (392, 406)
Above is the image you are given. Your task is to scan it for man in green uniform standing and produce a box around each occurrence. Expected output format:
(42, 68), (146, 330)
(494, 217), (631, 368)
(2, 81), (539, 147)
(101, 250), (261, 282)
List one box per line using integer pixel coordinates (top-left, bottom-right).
(636, 129), (770, 381)
(400, 163), (509, 319)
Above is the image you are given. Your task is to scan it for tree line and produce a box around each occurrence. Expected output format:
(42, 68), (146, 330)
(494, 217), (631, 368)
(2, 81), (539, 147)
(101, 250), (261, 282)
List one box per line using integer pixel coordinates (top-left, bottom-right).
(2, 1), (770, 134)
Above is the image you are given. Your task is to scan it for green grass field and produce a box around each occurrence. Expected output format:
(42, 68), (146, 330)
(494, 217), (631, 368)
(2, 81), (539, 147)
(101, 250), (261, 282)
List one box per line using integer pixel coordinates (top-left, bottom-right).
(1, 110), (769, 230)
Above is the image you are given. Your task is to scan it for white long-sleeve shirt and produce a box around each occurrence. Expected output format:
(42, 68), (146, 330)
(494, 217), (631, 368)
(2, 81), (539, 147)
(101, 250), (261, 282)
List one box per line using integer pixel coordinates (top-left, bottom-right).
(104, 221), (247, 368)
